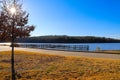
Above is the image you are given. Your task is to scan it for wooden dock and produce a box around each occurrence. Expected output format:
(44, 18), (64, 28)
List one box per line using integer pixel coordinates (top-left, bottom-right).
(18, 44), (89, 52)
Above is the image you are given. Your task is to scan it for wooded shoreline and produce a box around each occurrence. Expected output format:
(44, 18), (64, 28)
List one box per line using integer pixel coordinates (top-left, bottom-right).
(14, 35), (120, 43)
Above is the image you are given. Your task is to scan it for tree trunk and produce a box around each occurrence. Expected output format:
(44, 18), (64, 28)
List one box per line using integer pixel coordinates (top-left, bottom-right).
(11, 19), (16, 80)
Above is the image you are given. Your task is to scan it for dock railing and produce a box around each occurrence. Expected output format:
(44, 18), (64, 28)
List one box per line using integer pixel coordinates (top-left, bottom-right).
(18, 44), (89, 52)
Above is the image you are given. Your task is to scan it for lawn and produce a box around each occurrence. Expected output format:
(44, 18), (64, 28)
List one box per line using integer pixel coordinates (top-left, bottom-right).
(0, 51), (120, 80)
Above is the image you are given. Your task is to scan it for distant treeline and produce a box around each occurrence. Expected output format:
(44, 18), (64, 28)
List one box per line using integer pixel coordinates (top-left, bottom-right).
(15, 35), (120, 43)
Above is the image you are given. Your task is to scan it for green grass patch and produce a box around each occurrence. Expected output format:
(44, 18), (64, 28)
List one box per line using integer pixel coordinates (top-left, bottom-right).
(0, 51), (120, 80)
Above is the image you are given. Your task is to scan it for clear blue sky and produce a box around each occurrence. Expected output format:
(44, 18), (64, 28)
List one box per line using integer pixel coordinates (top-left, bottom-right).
(23, 0), (120, 39)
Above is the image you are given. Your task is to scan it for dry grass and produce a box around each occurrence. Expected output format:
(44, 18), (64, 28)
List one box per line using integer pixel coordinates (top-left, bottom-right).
(0, 51), (120, 80)
(101, 50), (120, 54)
(93, 50), (120, 55)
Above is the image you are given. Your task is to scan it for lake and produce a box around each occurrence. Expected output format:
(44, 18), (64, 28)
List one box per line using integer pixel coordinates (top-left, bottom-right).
(18, 43), (120, 51)
(0, 43), (120, 51)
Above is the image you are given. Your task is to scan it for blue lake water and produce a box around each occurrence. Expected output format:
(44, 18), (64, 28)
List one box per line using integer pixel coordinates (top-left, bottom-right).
(75, 43), (120, 51)
(18, 43), (120, 51)
(0, 43), (120, 51)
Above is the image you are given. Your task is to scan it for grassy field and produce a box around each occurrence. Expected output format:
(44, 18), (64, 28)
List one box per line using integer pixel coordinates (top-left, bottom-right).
(0, 51), (120, 80)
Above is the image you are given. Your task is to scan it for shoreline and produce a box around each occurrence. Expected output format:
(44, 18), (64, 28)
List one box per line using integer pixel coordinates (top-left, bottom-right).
(0, 46), (120, 59)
